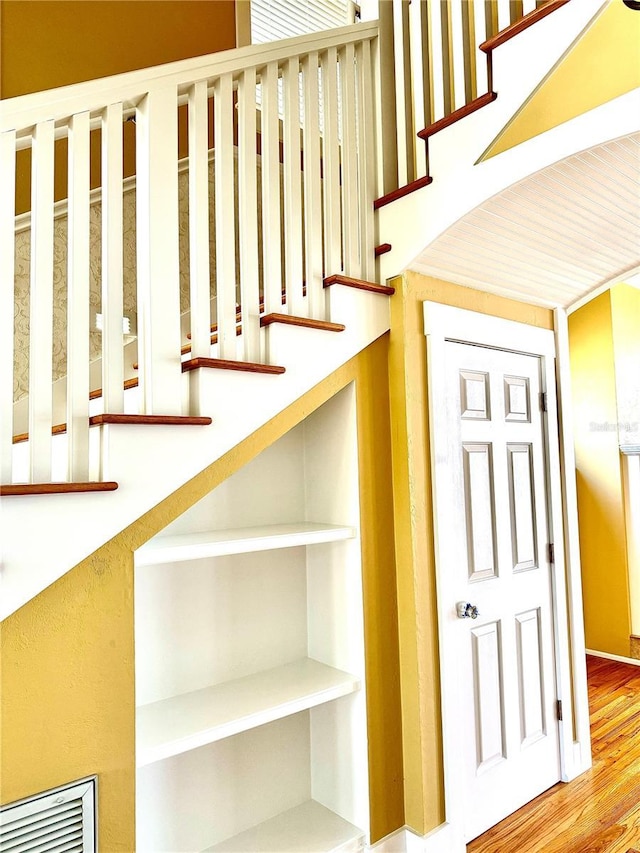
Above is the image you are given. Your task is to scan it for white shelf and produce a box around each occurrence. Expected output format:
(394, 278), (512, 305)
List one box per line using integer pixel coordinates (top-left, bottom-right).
(204, 799), (365, 853)
(135, 522), (356, 566)
(137, 658), (360, 767)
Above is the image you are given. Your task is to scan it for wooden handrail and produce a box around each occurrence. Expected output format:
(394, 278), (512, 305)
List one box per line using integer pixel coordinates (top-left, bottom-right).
(1, 22), (379, 142)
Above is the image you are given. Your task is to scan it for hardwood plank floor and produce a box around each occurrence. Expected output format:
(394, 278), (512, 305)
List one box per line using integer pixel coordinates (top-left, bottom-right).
(467, 655), (640, 853)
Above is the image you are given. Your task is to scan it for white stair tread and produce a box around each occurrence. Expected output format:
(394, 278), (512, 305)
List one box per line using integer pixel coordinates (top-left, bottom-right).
(137, 658), (360, 766)
(204, 799), (365, 852)
(135, 522), (355, 565)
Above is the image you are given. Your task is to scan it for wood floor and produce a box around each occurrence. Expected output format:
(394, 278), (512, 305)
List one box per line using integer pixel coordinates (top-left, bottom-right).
(467, 655), (640, 853)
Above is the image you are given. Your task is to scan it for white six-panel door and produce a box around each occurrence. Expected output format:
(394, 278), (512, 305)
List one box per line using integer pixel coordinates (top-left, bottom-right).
(442, 341), (561, 841)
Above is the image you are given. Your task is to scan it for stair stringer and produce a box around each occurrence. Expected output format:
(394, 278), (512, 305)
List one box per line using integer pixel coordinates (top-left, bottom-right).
(377, 0), (639, 286)
(1, 286), (390, 621)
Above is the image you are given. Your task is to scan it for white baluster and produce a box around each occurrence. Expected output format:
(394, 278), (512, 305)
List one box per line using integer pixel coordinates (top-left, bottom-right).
(187, 80), (212, 360)
(392, 0), (410, 186)
(496, 0), (512, 31)
(282, 56), (305, 317)
(260, 62), (283, 318)
(450, 1), (468, 110)
(472, 0), (490, 95)
(340, 44), (360, 278)
(136, 85), (182, 414)
(0, 131), (16, 483)
(66, 111), (91, 481)
(522, 0), (537, 15)
(427, 0), (446, 123)
(101, 102), (124, 414)
(237, 67), (261, 361)
(302, 51), (325, 320)
(28, 120), (55, 483)
(321, 46), (341, 277)
(377, 0), (400, 194)
(409, 0), (429, 174)
(213, 73), (238, 359)
(356, 40), (376, 282)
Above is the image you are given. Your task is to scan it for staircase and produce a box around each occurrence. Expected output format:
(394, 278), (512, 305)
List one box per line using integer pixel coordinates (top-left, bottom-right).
(0, 0), (583, 620)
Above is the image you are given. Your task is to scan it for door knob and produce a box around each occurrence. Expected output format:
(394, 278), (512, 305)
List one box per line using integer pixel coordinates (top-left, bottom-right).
(456, 601), (480, 620)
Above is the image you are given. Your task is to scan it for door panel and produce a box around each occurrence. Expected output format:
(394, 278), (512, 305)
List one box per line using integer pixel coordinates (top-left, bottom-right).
(441, 341), (560, 842)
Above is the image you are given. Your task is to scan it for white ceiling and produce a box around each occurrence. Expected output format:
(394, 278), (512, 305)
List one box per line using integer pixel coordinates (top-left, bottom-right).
(409, 132), (640, 310)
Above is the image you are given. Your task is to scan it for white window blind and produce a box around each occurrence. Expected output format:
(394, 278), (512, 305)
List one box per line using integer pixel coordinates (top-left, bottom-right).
(0, 778), (96, 853)
(251, 0), (353, 44)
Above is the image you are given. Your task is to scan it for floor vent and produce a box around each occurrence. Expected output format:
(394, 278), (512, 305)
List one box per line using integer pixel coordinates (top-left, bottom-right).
(0, 777), (96, 852)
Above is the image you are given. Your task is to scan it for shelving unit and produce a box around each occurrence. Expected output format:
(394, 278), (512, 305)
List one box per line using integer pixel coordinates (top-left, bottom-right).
(135, 385), (369, 852)
(135, 522), (355, 565)
(137, 658), (360, 766)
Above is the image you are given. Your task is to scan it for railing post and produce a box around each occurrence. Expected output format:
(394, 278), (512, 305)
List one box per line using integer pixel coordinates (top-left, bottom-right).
(101, 102), (125, 414)
(377, 1), (399, 194)
(237, 66), (261, 359)
(213, 72), (238, 359)
(321, 46), (342, 277)
(0, 130), (16, 483)
(392, 0), (415, 185)
(427, 0), (446, 122)
(28, 119), (55, 483)
(282, 56), (305, 316)
(260, 61), (283, 318)
(340, 43), (360, 278)
(187, 80), (212, 360)
(409, 0), (430, 176)
(473, 0), (490, 95)
(302, 51), (325, 320)
(357, 39), (377, 282)
(135, 85), (182, 414)
(66, 111), (91, 480)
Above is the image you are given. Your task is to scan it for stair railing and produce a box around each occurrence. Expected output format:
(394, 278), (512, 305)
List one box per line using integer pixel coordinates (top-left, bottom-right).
(0, 23), (379, 486)
(375, 0), (561, 196)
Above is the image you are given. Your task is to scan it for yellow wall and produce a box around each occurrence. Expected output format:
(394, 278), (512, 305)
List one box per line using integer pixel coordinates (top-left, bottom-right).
(1, 0), (237, 214)
(0, 1), (237, 98)
(568, 288), (632, 657)
(0, 335), (404, 847)
(388, 270), (554, 835)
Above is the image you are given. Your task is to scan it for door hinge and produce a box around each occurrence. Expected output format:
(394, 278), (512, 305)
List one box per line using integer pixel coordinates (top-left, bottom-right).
(547, 543), (555, 564)
(556, 699), (563, 721)
(540, 392), (548, 412)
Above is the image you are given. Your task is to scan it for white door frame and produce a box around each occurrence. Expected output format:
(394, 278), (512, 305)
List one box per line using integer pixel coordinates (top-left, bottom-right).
(421, 302), (591, 853)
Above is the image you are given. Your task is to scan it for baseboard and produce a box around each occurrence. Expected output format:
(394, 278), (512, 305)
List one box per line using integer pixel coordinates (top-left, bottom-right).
(370, 824), (463, 853)
(586, 649), (640, 667)
(370, 827), (408, 852)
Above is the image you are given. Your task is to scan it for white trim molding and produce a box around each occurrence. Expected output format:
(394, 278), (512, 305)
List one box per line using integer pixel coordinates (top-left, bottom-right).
(553, 308), (592, 782)
(586, 649), (640, 667)
(14, 148), (217, 234)
(621, 445), (640, 455)
(370, 823), (463, 853)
